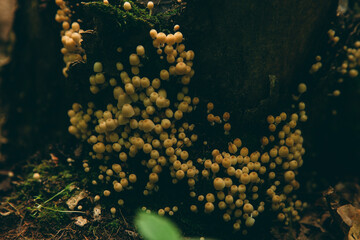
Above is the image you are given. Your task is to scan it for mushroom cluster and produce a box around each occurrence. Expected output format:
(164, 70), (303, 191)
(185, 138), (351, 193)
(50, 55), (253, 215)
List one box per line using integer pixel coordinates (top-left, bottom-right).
(201, 98), (307, 233)
(338, 40), (360, 79)
(310, 25), (360, 115)
(57, 0), (308, 234)
(55, 0), (85, 77)
(67, 22), (200, 213)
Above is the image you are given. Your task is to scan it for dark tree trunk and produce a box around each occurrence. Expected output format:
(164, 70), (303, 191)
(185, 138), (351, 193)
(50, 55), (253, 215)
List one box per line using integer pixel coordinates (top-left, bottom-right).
(0, 0), (342, 169)
(183, 0), (337, 125)
(0, 0), (69, 165)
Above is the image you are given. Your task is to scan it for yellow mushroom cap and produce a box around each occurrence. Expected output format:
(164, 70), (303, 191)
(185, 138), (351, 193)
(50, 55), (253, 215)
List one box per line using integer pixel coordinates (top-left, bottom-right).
(136, 45), (145, 56)
(123, 2), (132, 11)
(156, 96), (168, 108)
(147, 1), (154, 9)
(349, 69), (359, 78)
(213, 177), (225, 190)
(284, 170), (295, 182)
(243, 203), (254, 213)
(110, 207), (116, 214)
(165, 34), (176, 46)
(175, 62), (187, 75)
(122, 104), (135, 118)
(112, 164), (122, 173)
(114, 183), (123, 192)
(129, 174), (137, 183)
(174, 32), (183, 43)
(224, 123), (231, 132)
(71, 22), (80, 31)
(333, 90), (340, 96)
(150, 29), (157, 39)
(204, 202), (215, 213)
(160, 69), (170, 80)
(240, 173), (251, 184)
(95, 73), (105, 84)
(33, 173), (41, 179)
(142, 119), (155, 132)
(156, 32), (166, 44)
(176, 170), (185, 179)
(93, 142), (106, 153)
(149, 173), (159, 183)
(62, 21), (70, 30)
(129, 54), (140, 65)
(279, 146), (289, 157)
(298, 83), (307, 94)
(93, 62), (103, 73)
(245, 217), (255, 227)
(207, 102), (214, 111)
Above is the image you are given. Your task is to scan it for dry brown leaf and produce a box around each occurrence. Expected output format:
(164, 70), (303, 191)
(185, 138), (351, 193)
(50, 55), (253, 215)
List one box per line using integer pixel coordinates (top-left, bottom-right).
(336, 204), (360, 240)
(74, 216), (88, 227)
(335, 182), (360, 208)
(297, 224), (311, 240)
(66, 190), (87, 210)
(320, 211), (331, 226)
(299, 214), (326, 232)
(337, 204), (360, 227)
(348, 221), (360, 240)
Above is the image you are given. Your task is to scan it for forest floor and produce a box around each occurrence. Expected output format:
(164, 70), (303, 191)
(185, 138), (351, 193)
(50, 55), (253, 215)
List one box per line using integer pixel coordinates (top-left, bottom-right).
(0, 146), (138, 240)
(0, 145), (359, 240)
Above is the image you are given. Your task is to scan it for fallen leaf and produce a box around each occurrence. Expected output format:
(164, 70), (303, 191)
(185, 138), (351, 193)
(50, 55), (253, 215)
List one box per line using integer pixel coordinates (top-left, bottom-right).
(125, 230), (139, 238)
(336, 204), (360, 240)
(93, 205), (101, 221)
(74, 216), (88, 227)
(66, 190), (87, 210)
(299, 214), (326, 232)
(337, 204), (360, 227)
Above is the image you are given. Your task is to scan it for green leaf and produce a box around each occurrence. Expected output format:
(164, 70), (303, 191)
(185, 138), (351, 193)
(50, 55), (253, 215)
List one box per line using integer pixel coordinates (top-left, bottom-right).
(135, 211), (182, 240)
(185, 238), (218, 240)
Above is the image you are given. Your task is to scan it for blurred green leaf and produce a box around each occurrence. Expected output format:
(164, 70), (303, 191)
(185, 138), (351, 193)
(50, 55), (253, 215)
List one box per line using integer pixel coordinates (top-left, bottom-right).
(185, 238), (218, 240)
(135, 211), (182, 240)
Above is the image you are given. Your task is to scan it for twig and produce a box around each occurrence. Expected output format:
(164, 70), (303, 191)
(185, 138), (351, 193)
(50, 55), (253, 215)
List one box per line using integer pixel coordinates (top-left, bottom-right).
(41, 182), (76, 205)
(35, 205), (85, 214)
(119, 208), (129, 227)
(7, 202), (20, 216)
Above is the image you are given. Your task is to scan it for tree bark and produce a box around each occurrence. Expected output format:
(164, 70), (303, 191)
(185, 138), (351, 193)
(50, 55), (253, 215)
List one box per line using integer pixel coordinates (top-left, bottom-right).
(182, 0), (337, 130)
(0, 0), (339, 164)
(0, 0), (69, 165)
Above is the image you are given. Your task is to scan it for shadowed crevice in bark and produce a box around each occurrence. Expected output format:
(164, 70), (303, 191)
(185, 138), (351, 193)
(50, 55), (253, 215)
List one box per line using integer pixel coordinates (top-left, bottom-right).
(180, 0), (337, 135)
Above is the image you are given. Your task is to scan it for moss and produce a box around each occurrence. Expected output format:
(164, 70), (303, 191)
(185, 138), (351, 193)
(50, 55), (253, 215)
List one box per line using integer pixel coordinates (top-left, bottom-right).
(82, 1), (180, 32)
(105, 218), (123, 231)
(14, 160), (77, 199)
(1, 155), (85, 223)
(31, 205), (71, 225)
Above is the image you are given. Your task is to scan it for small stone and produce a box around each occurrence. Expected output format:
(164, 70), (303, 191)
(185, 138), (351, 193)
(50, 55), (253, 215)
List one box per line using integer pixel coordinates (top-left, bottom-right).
(74, 216), (88, 227)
